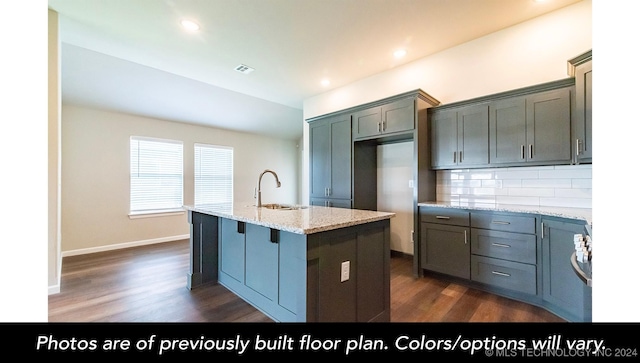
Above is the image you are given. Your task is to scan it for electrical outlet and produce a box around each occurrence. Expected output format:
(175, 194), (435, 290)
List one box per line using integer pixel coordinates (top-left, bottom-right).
(408, 180), (414, 188)
(340, 261), (350, 282)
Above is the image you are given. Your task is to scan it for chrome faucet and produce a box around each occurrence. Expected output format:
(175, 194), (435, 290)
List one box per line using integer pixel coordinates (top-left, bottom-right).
(255, 169), (281, 207)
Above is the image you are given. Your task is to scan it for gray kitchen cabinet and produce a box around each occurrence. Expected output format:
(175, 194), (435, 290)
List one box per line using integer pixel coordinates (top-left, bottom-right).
(431, 103), (489, 168)
(490, 86), (572, 166)
(352, 97), (415, 140)
(525, 87), (572, 164)
(219, 218), (245, 283)
(309, 113), (352, 207)
(430, 78), (576, 170)
(489, 95), (527, 165)
(245, 223), (279, 301)
(420, 207), (470, 279)
(470, 211), (539, 296)
(569, 50), (592, 164)
(310, 198), (352, 208)
(541, 217), (592, 322)
(417, 204), (592, 322)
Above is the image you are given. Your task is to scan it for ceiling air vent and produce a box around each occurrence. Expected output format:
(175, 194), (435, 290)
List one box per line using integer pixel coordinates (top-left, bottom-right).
(234, 64), (255, 74)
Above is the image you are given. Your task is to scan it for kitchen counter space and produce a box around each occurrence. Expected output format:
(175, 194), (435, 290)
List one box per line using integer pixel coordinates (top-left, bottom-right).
(183, 204), (395, 234)
(417, 201), (592, 226)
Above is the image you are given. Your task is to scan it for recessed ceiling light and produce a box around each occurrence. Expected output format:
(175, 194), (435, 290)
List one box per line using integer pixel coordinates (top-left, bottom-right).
(321, 79), (330, 87)
(394, 49), (407, 58)
(180, 19), (200, 32)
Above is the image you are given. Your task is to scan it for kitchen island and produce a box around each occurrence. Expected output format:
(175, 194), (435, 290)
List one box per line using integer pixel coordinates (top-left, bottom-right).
(183, 204), (394, 322)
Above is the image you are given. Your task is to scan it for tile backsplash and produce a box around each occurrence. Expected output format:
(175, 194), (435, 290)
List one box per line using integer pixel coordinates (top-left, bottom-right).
(436, 164), (592, 209)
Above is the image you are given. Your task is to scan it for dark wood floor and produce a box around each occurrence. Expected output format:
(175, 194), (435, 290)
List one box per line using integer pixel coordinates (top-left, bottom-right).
(48, 239), (564, 323)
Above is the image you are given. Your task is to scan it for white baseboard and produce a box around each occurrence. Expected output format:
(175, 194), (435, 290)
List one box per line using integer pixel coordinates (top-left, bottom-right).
(61, 234), (190, 258)
(48, 284), (60, 295)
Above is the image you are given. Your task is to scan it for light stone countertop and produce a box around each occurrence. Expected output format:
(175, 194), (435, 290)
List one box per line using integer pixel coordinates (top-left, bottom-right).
(184, 204), (395, 235)
(417, 201), (592, 227)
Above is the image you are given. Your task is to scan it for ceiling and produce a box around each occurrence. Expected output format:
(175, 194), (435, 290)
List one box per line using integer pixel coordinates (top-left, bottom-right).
(48, 0), (584, 141)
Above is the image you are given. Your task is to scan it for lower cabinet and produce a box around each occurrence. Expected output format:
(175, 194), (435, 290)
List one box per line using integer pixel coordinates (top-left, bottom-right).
(218, 217), (306, 322)
(541, 217), (592, 322)
(420, 207), (470, 279)
(418, 206), (591, 322)
(196, 213), (391, 322)
(421, 223), (470, 279)
(469, 212), (539, 297)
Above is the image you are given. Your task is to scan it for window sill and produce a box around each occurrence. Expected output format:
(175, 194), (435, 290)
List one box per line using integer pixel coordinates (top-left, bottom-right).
(129, 209), (186, 219)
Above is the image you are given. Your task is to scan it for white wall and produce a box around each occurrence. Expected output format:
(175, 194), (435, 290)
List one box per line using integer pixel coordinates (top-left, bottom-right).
(301, 0), (592, 203)
(377, 142), (414, 254)
(61, 105), (300, 254)
(48, 9), (62, 294)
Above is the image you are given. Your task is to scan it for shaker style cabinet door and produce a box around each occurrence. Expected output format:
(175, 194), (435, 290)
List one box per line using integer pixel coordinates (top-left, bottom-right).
(489, 96), (527, 165)
(574, 58), (592, 163)
(430, 104), (489, 168)
(309, 114), (352, 206)
(525, 87), (572, 164)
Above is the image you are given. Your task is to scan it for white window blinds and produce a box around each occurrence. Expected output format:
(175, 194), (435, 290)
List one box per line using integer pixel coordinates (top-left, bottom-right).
(194, 143), (233, 209)
(130, 137), (183, 214)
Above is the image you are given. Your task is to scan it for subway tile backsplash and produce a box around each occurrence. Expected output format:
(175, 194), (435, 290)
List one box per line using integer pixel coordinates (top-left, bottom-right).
(436, 165), (592, 209)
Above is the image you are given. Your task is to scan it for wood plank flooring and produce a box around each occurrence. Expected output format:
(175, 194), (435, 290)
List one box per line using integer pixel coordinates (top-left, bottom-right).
(48, 239), (564, 323)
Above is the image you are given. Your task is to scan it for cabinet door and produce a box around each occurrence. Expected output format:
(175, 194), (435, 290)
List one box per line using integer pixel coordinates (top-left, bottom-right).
(245, 223), (279, 301)
(458, 104), (489, 167)
(381, 97), (415, 134)
(489, 96), (527, 165)
(526, 88), (572, 164)
(329, 117), (352, 199)
(542, 218), (592, 322)
(352, 106), (382, 139)
(430, 109), (458, 168)
(219, 218), (245, 283)
(309, 120), (330, 199)
(420, 223), (470, 279)
(310, 198), (352, 208)
(575, 59), (592, 163)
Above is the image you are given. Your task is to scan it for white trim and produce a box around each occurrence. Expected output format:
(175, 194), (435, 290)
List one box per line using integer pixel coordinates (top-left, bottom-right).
(61, 234), (190, 257)
(128, 210), (185, 219)
(48, 284), (60, 295)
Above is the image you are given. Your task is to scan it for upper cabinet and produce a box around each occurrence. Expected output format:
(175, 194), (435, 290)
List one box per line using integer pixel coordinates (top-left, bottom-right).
(309, 113), (352, 207)
(431, 103), (489, 168)
(569, 50), (592, 164)
(352, 97), (415, 140)
(430, 78), (575, 170)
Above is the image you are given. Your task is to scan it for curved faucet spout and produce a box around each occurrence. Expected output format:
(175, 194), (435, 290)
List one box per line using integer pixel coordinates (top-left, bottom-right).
(256, 169), (281, 207)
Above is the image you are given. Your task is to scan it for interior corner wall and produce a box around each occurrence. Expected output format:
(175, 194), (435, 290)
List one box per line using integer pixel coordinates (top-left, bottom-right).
(300, 0), (592, 203)
(48, 8), (61, 294)
(61, 105), (300, 254)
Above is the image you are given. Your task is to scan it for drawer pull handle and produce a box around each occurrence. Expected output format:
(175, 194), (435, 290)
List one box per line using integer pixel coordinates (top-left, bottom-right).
(491, 243), (511, 248)
(492, 271), (511, 277)
(435, 216), (450, 220)
(492, 220), (511, 225)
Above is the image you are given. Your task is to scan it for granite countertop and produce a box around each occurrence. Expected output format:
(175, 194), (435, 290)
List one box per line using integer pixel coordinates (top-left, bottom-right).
(184, 204), (395, 235)
(417, 201), (592, 226)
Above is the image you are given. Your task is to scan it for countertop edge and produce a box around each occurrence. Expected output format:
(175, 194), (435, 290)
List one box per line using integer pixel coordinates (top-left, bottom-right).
(417, 202), (592, 226)
(184, 206), (395, 235)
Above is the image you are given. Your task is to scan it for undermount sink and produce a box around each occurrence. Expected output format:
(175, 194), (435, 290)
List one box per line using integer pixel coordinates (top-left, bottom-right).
(261, 203), (309, 210)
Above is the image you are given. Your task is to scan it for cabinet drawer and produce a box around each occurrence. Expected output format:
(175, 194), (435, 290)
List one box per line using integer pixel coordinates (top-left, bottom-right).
(420, 207), (469, 226)
(471, 255), (537, 295)
(471, 212), (536, 234)
(471, 229), (536, 264)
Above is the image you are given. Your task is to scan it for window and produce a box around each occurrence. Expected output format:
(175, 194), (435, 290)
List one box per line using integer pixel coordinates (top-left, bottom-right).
(130, 136), (183, 215)
(194, 143), (233, 209)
